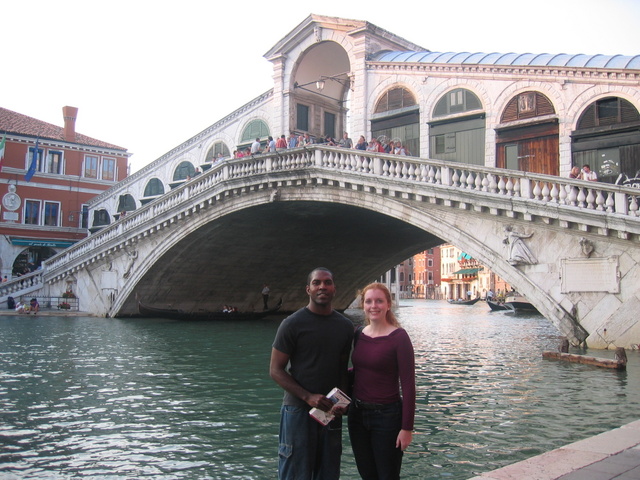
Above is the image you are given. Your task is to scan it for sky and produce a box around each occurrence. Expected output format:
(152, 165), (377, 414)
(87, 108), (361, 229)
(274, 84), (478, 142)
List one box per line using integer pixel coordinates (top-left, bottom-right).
(3, 0), (639, 173)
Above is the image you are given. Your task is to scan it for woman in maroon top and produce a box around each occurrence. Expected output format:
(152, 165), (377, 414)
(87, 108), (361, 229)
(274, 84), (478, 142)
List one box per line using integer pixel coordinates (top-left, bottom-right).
(348, 283), (416, 479)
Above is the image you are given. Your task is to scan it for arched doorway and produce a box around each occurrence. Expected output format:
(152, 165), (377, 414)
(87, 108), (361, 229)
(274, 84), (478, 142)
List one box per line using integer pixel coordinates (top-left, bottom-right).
(12, 246), (56, 276)
(495, 91), (559, 175)
(291, 41), (351, 141)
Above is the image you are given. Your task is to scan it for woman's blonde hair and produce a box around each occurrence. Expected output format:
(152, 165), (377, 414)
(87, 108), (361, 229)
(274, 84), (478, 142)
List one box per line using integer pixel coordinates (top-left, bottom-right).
(359, 282), (400, 327)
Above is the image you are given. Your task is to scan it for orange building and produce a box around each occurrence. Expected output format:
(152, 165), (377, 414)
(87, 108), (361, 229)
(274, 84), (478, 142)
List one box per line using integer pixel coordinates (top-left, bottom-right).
(411, 247), (442, 299)
(0, 106), (129, 279)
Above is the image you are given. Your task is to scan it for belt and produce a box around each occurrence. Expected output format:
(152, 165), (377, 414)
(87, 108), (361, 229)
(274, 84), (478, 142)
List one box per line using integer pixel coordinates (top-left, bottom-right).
(354, 399), (386, 410)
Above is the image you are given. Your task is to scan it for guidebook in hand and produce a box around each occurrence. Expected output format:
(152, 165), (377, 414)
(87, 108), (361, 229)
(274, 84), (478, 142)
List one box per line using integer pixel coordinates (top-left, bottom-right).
(309, 387), (351, 426)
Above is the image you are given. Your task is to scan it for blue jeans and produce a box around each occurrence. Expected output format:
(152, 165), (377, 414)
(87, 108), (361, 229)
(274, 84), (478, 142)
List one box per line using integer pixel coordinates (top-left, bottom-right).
(348, 400), (403, 480)
(278, 405), (343, 480)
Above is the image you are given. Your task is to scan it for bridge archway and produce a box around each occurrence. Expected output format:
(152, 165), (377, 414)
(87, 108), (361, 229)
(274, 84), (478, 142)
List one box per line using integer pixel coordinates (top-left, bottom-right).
(109, 179), (585, 347)
(291, 41), (351, 139)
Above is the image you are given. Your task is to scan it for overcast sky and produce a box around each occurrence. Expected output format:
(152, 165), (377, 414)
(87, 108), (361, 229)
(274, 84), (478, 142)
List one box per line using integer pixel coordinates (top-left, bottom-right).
(3, 0), (639, 173)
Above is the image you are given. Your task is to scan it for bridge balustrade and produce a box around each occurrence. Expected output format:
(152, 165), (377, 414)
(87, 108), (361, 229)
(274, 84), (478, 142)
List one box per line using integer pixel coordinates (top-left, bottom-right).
(43, 145), (640, 278)
(0, 271), (44, 302)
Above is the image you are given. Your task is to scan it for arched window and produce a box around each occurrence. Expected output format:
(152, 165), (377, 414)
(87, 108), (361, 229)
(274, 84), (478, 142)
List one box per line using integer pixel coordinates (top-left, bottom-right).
(433, 88), (482, 117)
(92, 209), (111, 227)
(205, 141), (231, 162)
(577, 97), (639, 129)
(173, 161), (196, 181)
(374, 87), (416, 114)
(240, 120), (270, 144)
(117, 194), (136, 213)
(500, 91), (555, 123)
(371, 86), (420, 157)
(143, 178), (165, 197)
(573, 97), (640, 184)
(430, 88), (485, 165)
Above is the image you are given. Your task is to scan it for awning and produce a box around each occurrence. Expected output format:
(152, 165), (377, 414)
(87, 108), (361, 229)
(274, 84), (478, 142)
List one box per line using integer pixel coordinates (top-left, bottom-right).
(10, 238), (76, 248)
(452, 268), (480, 275)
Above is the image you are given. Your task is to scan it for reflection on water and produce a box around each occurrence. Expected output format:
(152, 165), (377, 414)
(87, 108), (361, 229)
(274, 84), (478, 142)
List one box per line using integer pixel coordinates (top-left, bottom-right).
(1, 301), (638, 479)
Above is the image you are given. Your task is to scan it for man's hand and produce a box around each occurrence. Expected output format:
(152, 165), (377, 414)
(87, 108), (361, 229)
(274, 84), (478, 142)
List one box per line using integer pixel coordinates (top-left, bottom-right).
(306, 394), (333, 412)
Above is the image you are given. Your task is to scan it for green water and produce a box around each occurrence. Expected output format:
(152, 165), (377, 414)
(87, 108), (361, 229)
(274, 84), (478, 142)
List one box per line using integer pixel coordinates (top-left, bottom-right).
(1, 300), (639, 479)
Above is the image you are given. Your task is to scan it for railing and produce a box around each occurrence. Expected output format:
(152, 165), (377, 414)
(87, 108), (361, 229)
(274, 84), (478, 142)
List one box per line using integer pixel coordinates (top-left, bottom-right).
(0, 271), (45, 301)
(44, 145), (640, 275)
(8, 296), (79, 312)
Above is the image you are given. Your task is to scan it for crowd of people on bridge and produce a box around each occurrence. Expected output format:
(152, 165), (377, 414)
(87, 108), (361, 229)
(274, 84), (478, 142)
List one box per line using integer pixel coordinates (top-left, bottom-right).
(229, 131), (411, 159)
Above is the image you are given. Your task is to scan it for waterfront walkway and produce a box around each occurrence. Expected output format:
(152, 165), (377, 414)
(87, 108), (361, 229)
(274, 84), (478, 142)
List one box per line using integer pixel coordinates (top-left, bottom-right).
(469, 419), (640, 479)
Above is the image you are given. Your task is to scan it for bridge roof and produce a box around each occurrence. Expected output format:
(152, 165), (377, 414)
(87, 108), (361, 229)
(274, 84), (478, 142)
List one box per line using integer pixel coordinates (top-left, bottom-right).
(0, 106), (127, 151)
(369, 51), (640, 70)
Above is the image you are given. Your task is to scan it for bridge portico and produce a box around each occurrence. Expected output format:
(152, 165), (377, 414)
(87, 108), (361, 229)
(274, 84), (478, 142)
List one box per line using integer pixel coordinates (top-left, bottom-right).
(38, 145), (640, 349)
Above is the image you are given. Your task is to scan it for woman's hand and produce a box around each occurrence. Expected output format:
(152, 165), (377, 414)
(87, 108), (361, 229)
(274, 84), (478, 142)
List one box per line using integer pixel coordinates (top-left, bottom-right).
(396, 429), (413, 450)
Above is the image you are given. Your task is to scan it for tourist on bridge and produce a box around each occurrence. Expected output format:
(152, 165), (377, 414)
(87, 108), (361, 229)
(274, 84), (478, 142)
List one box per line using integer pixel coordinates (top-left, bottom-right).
(348, 282), (415, 480)
(276, 135), (288, 150)
(250, 137), (262, 155)
(569, 166), (581, 178)
(338, 132), (353, 149)
(581, 164), (598, 181)
(270, 268), (354, 480)
(287, 132), (298, 148)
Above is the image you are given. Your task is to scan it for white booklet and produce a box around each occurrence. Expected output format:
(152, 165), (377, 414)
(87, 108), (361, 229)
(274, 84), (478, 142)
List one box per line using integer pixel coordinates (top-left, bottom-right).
(309, 387), (352, 426)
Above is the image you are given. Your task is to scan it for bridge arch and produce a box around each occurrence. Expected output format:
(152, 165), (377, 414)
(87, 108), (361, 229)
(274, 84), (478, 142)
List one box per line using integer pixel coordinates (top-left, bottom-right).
(106, 174), (583, 346)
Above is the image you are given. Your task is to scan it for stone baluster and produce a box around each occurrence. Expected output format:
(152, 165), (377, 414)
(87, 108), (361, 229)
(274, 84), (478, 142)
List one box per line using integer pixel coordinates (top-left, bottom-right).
(595, 190), (606, 211)
(452, 169), (460, 187)
(505, 177), (514, 196)
(459, 170), (467, 188)
(550, 183), (559, 203)
(586, 188), (596, 210)
(629, 195), (639, 216)
(498, 175), (506, 194)
(466, 171), (476, 190)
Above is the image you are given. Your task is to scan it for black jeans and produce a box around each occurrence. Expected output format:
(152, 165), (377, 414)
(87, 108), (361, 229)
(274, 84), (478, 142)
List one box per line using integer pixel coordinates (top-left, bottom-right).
(348, 400), (403, 480)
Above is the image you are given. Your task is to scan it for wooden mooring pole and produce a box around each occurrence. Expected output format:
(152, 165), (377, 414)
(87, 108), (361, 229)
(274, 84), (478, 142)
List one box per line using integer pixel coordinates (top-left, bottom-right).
(543, 338), (627, 370)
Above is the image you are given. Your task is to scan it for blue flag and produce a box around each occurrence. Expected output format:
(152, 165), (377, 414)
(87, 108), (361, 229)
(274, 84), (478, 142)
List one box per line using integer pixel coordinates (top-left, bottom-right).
(25, 138), (39, 182)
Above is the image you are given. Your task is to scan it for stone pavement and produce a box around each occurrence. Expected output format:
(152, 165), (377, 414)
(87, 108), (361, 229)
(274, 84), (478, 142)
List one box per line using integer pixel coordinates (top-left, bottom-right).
(468, 420), (640, 479)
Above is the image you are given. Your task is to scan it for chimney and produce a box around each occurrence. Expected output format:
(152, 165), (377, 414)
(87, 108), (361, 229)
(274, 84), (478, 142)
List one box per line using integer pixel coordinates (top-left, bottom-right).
(62, 106), (78, 142)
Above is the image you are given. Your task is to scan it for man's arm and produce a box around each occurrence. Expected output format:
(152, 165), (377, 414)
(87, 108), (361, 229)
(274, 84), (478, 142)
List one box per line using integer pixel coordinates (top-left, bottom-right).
(269, 348), (333, 411)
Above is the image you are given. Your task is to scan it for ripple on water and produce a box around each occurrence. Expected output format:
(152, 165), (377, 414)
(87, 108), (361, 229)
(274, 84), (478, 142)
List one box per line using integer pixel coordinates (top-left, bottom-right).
(1, 309), (639, 479)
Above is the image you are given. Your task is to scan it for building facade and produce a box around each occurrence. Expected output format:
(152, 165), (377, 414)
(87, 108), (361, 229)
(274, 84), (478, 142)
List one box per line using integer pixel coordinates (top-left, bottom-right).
(86, 14), (640, 229)
(0, 106), (129, 279)
(411, 247), (442, 299)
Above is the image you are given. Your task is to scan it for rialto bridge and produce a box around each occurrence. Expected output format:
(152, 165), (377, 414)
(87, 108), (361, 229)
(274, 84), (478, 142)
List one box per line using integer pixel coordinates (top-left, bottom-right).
(35, 145), (640, 349)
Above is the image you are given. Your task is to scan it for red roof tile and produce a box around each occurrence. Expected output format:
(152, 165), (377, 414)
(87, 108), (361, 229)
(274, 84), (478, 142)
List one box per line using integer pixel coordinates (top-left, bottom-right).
(0, 106), (127, 151)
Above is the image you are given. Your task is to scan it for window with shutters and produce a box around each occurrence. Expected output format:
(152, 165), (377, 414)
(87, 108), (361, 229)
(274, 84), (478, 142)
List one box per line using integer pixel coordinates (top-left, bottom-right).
(500, 91), (555, 123)
(577, 97), (640, 130)
(374, 87), (417, 114)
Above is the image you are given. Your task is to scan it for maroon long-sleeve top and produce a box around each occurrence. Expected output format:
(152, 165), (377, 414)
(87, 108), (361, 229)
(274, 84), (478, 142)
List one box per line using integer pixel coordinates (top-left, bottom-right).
(351, 328), (416, 431)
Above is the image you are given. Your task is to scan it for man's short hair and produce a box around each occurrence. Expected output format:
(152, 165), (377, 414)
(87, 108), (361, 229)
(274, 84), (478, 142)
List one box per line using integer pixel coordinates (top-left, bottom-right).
(307, 267), (333, 285)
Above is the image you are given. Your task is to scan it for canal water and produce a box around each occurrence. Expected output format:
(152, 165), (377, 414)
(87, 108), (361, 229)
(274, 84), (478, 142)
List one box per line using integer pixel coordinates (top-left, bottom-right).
(1, 300), (639, 479)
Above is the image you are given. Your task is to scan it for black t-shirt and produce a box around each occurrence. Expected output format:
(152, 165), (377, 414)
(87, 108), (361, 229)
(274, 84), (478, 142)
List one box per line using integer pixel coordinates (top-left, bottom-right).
(273, 307), (354, 408)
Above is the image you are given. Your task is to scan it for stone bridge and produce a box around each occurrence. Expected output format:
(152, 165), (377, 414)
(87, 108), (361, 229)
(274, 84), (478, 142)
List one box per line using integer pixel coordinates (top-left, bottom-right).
(41, 146), (640, 349)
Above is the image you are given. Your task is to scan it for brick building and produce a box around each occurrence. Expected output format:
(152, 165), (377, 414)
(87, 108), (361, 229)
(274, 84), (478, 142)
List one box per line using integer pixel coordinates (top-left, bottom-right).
(0, 106), (129, 279)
